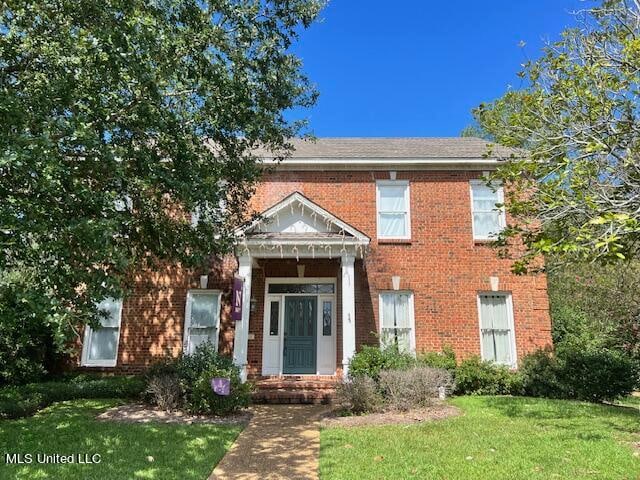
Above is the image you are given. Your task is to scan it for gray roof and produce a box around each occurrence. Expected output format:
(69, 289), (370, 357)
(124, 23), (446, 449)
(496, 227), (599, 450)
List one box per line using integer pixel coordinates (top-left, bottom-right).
(267, 137), (518, 159)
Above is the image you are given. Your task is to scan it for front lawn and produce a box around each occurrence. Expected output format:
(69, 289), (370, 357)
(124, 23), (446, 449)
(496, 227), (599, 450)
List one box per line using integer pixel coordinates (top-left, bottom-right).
(320, 396), (640, 480)
(0, 399), (241, 480)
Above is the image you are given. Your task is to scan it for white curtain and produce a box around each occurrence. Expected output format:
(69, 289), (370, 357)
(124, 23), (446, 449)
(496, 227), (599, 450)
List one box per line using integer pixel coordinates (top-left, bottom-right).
(480, 295), (512, 365)
(472, 184), (501, 238)
(381, 293), (411, 352)
(88, 298), (122, 361)
(379, 185), (407, 237)
(187, 294), (219, 354)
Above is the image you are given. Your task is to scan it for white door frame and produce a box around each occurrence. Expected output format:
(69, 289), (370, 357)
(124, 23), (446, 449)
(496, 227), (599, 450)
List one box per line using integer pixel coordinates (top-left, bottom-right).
(261, 277), (337, 376)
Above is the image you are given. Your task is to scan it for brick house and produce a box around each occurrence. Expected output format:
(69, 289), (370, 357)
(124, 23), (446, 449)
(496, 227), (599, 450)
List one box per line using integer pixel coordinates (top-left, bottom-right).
(80, 138), (552, 397)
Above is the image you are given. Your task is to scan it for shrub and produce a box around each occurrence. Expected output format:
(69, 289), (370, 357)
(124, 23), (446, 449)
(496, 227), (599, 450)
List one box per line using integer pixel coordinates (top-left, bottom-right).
(145, 374), (182, 412)
(349, 345), (415, 381)
(145, 343), (252, 416)
(334, 375), (383, 415)
(379, 367), (454, 411)
(454, 356), (522, 395)
(0, 375), (144, 419)
(418, 346), (457, 373)
(520, 345), (637, 403)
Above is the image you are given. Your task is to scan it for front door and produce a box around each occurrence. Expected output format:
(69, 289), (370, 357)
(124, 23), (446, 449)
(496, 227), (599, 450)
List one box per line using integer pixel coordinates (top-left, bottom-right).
(283, 296), (317, 374)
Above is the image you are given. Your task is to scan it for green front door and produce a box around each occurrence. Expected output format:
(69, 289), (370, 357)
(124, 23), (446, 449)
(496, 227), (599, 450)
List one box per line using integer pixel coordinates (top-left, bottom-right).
(283, 296), (317, 374)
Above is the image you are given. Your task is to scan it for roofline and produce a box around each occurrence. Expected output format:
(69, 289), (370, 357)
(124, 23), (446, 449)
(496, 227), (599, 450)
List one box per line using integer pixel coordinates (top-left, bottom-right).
(259, 157), (505, 171)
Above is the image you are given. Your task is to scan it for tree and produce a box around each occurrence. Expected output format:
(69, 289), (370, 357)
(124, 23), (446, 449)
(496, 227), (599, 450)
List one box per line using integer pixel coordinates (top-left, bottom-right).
(474, 0), (640, 271)
(0, 1), (323, 361)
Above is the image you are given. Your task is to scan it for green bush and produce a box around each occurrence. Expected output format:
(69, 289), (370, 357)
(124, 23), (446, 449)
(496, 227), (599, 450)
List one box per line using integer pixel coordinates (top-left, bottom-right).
(0, 375), (144, 419)
(520, 345), (637, 403)
(145, 343), (252, 416)
(454, 356), (522, 395)
(418, 346), (457, 373)
(349, 345), (415, 380)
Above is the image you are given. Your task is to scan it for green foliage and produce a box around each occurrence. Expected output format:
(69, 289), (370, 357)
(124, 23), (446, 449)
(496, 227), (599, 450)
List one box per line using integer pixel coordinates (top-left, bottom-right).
(0, 0), (323, 356)
(520, 345), (638, 403)
(146, 343), (251, 415)
(454, 356), (523, 396)
(0, 375), (144, 419)
(418, 346), (457, 372)
(348, 345), (416, 381)
(472, 1), (640, 269)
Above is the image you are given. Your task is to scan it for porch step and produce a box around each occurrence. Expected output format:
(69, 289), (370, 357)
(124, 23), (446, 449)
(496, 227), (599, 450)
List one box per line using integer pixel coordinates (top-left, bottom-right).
(252, 376), (338, 404)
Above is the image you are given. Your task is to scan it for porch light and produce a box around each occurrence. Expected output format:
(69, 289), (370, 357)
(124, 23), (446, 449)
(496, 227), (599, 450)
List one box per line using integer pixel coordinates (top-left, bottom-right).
(297, 264), (305, 278)
(199, 275), (209, 289)
(392, 275), (401, 291)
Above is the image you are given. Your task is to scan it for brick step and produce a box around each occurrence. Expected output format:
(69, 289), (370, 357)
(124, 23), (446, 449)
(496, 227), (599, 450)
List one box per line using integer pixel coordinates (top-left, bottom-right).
(252, 388), (335, 405)
(255, 381), (338, 390)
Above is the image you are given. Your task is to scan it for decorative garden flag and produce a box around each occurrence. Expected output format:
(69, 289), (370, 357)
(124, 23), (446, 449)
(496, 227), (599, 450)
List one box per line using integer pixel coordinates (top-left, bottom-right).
(211, 377), (230, 396)
(231, 276), (243, 321)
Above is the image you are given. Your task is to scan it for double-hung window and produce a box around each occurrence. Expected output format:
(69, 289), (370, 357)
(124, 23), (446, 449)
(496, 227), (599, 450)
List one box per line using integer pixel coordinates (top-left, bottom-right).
(81, 298), (123, 367)
(470, 181), (505, 240)
(183, 290), (222, 354)
(478, 293), (516, 366)
(379, 292), (415, 353)
(376, 181), (411, 239)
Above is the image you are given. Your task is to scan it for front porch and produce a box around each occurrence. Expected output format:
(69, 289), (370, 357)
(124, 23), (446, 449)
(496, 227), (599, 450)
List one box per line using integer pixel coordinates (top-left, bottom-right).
(231, 192), (370, 401)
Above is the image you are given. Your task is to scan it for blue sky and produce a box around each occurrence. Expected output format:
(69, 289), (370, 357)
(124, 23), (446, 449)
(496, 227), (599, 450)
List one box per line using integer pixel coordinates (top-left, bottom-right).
(291, 0), (586, 137)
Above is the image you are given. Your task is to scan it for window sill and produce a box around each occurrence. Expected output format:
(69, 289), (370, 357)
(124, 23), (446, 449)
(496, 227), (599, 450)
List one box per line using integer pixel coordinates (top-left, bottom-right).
(473, 238), (496, 246)
(80, 362), (117, 368)
(377, 239), (413, 245)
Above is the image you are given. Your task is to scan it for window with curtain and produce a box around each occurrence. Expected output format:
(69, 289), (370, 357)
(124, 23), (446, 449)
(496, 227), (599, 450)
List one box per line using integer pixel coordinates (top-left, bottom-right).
(379, 292), (414, 352)
(470, 181), (505, 240)
(377, 181), (410, 239)
(478, 294), (515, 366)
(82, 298), (122, 367)
(184, 291), (222, 354)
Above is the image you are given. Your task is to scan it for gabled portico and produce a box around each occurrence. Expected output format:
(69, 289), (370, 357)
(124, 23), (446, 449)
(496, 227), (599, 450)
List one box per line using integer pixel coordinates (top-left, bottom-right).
(232, 192), (369, 381)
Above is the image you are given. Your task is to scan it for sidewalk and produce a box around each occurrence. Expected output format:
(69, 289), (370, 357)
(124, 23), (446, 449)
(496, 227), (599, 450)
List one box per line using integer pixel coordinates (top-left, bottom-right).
(210, 404), (329, 480)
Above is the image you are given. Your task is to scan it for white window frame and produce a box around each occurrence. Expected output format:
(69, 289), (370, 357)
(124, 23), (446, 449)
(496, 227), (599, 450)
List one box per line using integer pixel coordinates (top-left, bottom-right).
(376, 180), (411, 240)
(477, 292), (518, 367)
(81, 298), (123, 368)
(469, 180), (506, 241)
(183, 289), (223, 354)
(378, 291), (416, 353)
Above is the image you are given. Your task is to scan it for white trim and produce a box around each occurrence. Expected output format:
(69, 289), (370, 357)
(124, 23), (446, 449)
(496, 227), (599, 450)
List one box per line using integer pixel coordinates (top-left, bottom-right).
(259, 157), (503, 171)
(469, 180), (506, 241)
(236, 191), (370, 243)
(81, 298), (123, 368)
(262, 277), (337, 376)
(376, 180), (411, 240)
(378, 291), (417, 354)
(183, 289), (223, 355)
(476, 292), (518, 368)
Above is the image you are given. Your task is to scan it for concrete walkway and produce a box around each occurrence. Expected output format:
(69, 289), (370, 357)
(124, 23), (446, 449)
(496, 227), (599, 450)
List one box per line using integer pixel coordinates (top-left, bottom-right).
(210, 404), (329, 480)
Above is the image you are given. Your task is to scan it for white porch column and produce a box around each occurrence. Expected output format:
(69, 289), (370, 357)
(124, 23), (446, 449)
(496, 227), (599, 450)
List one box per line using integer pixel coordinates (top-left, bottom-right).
(233, 255), (252, 382)
(341, 254), (356, 379)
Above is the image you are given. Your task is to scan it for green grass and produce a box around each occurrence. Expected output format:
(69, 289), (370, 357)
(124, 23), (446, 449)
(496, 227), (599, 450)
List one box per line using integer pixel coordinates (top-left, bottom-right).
(0, 399), (241, 480)
(320, 396), (640, 480)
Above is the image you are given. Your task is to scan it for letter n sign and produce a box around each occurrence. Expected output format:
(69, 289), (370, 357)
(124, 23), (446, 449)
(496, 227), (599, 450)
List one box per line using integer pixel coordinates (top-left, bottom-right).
(231, 276), (243, 321)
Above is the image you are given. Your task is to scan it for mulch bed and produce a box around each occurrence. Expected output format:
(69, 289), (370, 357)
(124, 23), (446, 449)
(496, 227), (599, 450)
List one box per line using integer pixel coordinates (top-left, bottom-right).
(320, 401), (461, 428)
(96, 402), (252, 426)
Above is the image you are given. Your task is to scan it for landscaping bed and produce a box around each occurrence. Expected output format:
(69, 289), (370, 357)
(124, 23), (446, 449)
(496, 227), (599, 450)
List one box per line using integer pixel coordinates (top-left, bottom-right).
(321, 401), (461, 427)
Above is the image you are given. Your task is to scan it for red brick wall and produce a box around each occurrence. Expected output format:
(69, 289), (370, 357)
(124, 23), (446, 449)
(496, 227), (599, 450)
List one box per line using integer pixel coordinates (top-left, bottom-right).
(86, 169), (551, 373)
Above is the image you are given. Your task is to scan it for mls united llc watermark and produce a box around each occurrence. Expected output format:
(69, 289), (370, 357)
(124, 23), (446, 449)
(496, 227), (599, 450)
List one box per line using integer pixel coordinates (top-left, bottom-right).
(4, 453), (101, 464)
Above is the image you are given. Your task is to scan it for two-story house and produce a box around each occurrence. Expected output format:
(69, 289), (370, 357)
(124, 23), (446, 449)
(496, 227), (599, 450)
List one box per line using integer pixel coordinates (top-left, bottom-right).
(79, 138), (552, 401)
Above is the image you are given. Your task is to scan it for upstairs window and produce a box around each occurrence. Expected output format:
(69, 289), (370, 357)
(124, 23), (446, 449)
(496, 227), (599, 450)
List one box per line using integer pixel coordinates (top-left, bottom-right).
(379, 292), (415, 353)
(81, 298), (123, 367)
(478, 293), (516, 366)
(470, 181), (505, 240)
(377, 181), (410, 239)
(183, 290), (222, 354)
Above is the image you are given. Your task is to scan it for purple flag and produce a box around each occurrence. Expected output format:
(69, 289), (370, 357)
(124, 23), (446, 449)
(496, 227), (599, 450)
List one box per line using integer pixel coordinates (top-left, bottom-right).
(231, 276), (243, 321)
(211, 377), (230, 396)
